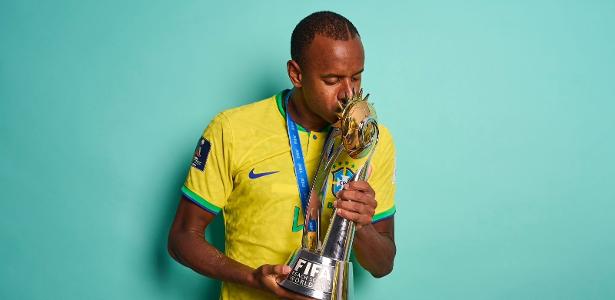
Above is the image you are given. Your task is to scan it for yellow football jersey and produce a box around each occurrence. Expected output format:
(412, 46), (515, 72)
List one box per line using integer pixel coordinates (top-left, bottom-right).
(182, 90), (396, 300)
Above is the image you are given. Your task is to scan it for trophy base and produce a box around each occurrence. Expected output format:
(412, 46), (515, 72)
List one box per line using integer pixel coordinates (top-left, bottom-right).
(279, 249), (354, 300)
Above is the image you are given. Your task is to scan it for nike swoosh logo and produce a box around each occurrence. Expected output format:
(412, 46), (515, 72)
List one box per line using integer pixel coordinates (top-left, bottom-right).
(248, 168), (279, 179)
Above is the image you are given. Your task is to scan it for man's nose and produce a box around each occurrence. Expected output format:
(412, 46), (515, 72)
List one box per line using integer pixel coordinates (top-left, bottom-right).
(337, 79), (355, 101)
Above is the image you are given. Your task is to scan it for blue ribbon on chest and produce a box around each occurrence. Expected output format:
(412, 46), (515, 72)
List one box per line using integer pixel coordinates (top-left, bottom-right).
(285, 90), (311, 215)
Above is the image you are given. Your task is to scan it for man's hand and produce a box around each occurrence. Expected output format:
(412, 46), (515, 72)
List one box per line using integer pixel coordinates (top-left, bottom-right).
(251, 264), (315, 300)
(334, 180), (377, 229)
(333, 181), (396, 277)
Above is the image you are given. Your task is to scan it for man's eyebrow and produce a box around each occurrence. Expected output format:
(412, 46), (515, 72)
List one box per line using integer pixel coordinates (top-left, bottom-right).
(321, 74), (339, 78)
(352, 69), (364, 76)
(321, 69), (364, 78)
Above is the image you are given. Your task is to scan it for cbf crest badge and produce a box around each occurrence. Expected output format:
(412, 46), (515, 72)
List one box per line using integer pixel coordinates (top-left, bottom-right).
(331, 162), (355, 196)
(191, 137), (210, 171)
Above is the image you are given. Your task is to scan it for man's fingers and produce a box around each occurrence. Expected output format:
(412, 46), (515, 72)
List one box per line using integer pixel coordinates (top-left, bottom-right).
(278, 288), (318, 300)
(257, 264), (316, 300)
(272, 264), (291, 275)
(334, 199), (375, 216)
(260, 264), (291, 280)
(279, 288), (318, 300)
(274, 266), (292, 283)
(346, 180), (375, 194)
(337, 189), (376, 207)
(334, 183), (377, 227)
(335, 208), (372, 225)
(273, 278), (317, 300)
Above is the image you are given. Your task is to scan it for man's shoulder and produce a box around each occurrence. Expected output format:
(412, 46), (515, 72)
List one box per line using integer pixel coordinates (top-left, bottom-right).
(205, 91), (287, 143)
(377, 124), (394, 145)
(218, 92), (283, 124)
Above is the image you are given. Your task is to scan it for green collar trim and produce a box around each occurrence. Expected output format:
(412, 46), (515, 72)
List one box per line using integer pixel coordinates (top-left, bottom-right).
(276, 89), (308, 132)
(275, 89), (332, 133)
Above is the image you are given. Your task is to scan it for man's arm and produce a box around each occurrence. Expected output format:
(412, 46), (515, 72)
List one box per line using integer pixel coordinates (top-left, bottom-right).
(334, 181), (396, 277)
(352, 218), (395, 277)
(168, 196), (313, 300)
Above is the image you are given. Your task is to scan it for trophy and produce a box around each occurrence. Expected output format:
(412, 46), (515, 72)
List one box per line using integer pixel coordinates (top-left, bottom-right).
(279, 90), (379, 300)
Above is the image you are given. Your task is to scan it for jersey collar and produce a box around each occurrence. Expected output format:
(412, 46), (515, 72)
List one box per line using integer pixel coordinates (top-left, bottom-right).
(275, 89), (332, 133)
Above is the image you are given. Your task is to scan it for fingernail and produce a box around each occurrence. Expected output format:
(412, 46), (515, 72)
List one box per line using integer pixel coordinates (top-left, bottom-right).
(283, 265), (291, 273)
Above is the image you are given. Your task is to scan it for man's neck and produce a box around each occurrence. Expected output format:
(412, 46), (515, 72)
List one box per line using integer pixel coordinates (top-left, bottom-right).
(287, 90), (328, 132)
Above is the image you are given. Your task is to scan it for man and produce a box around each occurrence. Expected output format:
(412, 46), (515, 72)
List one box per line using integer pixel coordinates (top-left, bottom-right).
(168, 11), (397, 300)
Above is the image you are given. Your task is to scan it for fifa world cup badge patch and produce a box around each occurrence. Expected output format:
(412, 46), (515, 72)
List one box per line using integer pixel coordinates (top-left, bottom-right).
(191, 137), (210, 171)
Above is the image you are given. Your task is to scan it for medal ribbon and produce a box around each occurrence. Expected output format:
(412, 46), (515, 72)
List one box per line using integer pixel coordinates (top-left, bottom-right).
(285, 90), (311, 215)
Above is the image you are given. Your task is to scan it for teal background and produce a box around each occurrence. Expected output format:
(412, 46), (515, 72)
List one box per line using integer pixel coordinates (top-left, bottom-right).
(1, 1), (614, 299)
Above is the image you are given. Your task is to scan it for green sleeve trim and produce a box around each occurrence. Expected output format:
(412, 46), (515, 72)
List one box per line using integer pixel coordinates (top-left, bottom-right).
(372, 205), (396, 223)
(181, 185), (222, 214)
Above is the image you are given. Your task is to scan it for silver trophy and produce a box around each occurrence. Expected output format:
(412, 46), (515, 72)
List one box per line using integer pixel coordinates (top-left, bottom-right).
(279, 90), (379, 300)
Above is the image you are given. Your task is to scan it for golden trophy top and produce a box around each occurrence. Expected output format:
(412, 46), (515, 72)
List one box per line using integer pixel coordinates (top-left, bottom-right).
(333, 89), (379, 159)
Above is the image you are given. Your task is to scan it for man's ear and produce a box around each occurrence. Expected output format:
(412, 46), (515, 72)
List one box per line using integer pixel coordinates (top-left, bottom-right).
(287, 60), (302, 88)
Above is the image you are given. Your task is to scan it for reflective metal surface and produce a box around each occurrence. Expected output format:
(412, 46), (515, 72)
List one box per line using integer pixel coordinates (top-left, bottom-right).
(279, 90), (378, 300)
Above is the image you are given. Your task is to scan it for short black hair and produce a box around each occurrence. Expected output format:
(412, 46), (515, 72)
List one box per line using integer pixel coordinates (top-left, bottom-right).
(291, 11), (360, 65)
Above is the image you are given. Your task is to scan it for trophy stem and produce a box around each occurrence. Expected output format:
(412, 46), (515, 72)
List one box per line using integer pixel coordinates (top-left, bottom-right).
(321, 213), (356, 261)
(302, 130), (344, 250)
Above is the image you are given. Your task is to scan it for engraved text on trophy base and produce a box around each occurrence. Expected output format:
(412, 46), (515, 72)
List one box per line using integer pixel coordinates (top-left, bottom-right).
(287, 258), (334, 292)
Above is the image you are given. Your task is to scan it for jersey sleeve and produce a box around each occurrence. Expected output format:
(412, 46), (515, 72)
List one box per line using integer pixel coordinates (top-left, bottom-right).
(367, 125), (397, 223)
(181, 113), (234, 214)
